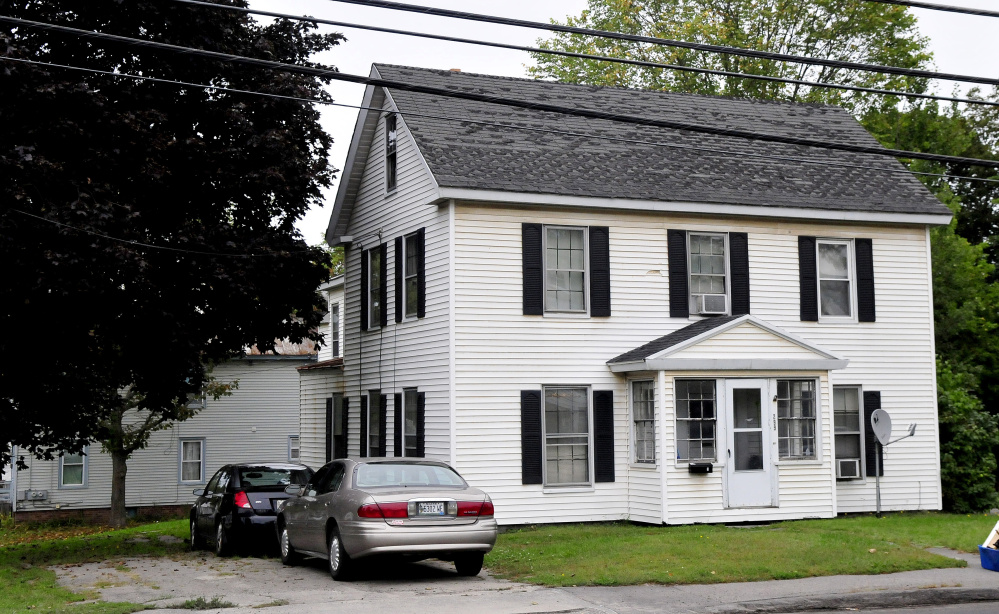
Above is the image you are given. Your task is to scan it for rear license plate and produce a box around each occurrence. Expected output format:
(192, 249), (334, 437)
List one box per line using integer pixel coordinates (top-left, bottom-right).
(418, 502), (446, 516)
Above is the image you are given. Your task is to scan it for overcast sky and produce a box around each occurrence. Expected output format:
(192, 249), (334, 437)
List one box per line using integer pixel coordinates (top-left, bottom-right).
(251, 0), (999, 244)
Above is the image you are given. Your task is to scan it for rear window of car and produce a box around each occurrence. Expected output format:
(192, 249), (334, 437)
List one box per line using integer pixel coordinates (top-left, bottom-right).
(237, 467), (311, 490)
(354, 463), (466, 489)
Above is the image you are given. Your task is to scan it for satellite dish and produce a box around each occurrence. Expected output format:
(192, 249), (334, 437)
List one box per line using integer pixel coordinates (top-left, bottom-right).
(871, 409), (892, 446)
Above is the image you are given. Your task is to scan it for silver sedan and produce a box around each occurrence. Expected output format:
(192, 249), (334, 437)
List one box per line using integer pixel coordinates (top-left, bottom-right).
(276, 458), (497, 580)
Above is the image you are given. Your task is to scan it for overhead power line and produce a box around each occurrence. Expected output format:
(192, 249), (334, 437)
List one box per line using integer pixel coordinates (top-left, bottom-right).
(170, 0), (999, 109)
(4, 16), (999, 170)
(326, 0), (999, 87)
(7, 54), (997, 185)
(863, 0), (999, 18)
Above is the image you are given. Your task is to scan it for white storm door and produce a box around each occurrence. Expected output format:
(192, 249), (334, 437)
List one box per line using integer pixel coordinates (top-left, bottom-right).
(725, 379), (775, 508)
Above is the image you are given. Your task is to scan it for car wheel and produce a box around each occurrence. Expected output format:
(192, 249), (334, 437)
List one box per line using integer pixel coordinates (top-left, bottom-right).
(214, 519), (231, 557)
(454, 552), (484, 577)
(327, 527), (352, 580)
(189, 518), (205, 551)
(279, 524), (301, 566)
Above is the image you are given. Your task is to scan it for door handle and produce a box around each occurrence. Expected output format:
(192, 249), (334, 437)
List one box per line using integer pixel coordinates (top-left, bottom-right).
(727, 449), (731, 458)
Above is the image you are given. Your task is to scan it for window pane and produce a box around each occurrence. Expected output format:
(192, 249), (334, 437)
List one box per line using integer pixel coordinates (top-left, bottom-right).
(734, 432), (764, 470)
(182, 462), (201, 482)
(406, 278), (418, 316)
(835, 434), (861, 459)
(182, 441), (201, 462)
(820, 280), (851, 316)
(62, 464), (84, 485)
(819, 243), (849, 279)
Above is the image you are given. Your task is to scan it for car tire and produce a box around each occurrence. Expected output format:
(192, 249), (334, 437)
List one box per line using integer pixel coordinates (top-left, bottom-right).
(189, 517), (205, 551)
(278, 524), (301, 566)
(327, 527), (352, 581)
(214, 519), (231, 557)
(454, 552), (484, 577)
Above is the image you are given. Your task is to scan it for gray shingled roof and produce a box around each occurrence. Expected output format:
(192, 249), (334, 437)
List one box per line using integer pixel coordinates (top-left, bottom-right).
(375, 64), (948, 216)
(609, 315), (743, 364)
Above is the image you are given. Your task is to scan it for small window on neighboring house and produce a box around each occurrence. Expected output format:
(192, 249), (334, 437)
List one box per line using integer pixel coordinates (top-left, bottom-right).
(60, 448), (87, 487)
(180, 439), (205, 483)
(543, 386), (590, 485)
(834, 386), (864, 479)
(404, 388), (419, 457)
(688, 233), (728, 315)
(368, 390), (383, 457)
(288, 436), (301, 462)
(817, 240), (854, 318)
(544, 226), (587, 313)
(330, 303), (340, 357)
(368, 249), (382, 327)
(777, 380), (817, 459)
(632, 380), (656, 463)
(675, 380), (716, 461)
(385, 114), (397, 191)
(404, 233), (419, 319)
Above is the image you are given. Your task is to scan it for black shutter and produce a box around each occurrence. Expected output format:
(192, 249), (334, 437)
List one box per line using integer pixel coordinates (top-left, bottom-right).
(359, 395), (368, 457)
(798, 236), (818, 321)
(360, 250), (369, 331)
(863, 391), (884, 477)
(416, 392), (426, 457)
(730, 232), (750, 315)
(667, 229), (689, 318)
(325, 397), (333, 464)
(522, 223), (544, 315)
(856, 238), (876, 322)
(589, 226), (611, 317)
(379, 244), (388, 328)
(335, 398), (349, 460)
(593, 390), (615, 483)
(395, 237), (403, 323)
(378, 394), (388, 457)
(416, 227), (426, 318)
(394, 393), (403, 457)
(521, 390), (543, 484)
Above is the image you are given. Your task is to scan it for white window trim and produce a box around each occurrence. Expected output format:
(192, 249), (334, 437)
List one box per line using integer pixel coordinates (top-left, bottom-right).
(179, 438), (206, 484)
(288, 436), (301, 463)
(630, 379), (657, 465)
(367, 248), (382, 329)
(541, 385), (594, 487)
(542, 225), (590, 317)
(402, 232), (419, 321)
(833, 385), (866, 481)
(59, 447), (88, 489)
(816, 239), (858, 322)
(673, 378), (719, 464)
(329, 302), (341, 357)
(687, 231), (731, 316)
(402, 387), (419, 457)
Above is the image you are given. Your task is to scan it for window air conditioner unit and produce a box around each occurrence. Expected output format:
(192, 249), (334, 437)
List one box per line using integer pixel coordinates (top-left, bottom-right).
(837, 459), (861, 479)
(695, 294), (728, 315)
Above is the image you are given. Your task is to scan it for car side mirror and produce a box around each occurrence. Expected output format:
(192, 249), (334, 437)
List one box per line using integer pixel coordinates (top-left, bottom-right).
(284, 484), (305, 496)
(193, 488), (204, 496)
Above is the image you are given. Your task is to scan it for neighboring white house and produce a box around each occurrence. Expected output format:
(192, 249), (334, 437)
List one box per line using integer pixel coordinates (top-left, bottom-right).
(315, 64), (950, 526)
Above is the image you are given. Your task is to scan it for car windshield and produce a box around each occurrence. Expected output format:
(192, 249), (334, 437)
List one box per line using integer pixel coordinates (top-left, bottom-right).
(354, 463), (467, 488)
(237, 467), (311, 491)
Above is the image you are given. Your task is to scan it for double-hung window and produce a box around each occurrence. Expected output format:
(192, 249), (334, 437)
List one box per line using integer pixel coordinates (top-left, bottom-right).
(369, 390), (382, 457)
(329, 303), (340, 357)
(288, 436), (301, 462)
(833, 386), (864, 479)
(544, 226), (587, 313)
(403, 388), (419, 457)
(817, 239), (854, 319)
(675, 380), (717, 461)
(404, 233), (419, 319)
(368, 249), (383, 327)
(385, 114), (397, 191)
(543, 386), (590, 485)
(777, 380), (817, 459)
(688, 233), (728, 315)
(60, 448), (87, 487)
(180, 439), (205, 483)
(632, 380), (656, 463)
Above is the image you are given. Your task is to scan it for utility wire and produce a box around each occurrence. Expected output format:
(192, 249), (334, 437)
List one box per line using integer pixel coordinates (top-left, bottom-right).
(326, 0), (999, 87)
(6, 55), (997, 185)
(863, 0), (999, 18)
(169, 0), (999, 109)
(4, 16), (999, 169)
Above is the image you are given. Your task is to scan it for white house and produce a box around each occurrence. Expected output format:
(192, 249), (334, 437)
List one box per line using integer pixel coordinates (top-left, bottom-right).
(312, 64), (950, 527)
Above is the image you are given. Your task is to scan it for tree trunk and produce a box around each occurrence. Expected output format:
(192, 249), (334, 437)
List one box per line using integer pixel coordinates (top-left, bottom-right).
(109, 450), (128, 528)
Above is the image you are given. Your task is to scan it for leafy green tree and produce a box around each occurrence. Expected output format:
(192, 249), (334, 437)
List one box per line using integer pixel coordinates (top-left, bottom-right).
(1, 0), (341, 526)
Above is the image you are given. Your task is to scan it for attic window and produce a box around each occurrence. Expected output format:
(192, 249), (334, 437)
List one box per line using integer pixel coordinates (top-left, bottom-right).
(386, 114), (397, 191)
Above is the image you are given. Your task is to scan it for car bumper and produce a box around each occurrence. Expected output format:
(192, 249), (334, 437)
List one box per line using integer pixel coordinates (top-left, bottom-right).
(229, 513), (278, 544)
(339, 517), (498, 559)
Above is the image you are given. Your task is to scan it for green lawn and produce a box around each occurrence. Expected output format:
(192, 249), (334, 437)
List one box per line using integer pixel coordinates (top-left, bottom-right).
(485, 512), (995, 586)
(0, 518), (189, 614)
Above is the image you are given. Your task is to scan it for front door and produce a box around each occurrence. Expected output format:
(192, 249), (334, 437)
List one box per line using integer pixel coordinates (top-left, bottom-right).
(725, 379), (775, 507)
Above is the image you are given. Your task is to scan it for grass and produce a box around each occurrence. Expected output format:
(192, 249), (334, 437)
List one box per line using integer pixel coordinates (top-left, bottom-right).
(0, 518), (189, 614)
(485, 511), (997, 586)
(177, 596), (237, 610)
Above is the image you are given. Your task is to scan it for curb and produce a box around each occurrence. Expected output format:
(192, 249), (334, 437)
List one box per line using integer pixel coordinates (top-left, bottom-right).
(708, 588), (999, 613)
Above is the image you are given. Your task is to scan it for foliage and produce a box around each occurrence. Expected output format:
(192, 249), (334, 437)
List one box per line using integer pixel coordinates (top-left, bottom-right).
(529, 0), (931, 114)
(321, 238), (346, 277)
(179, 596), (238, 610)
(0, 0), (342, 469)
(487, 513), (985, 586)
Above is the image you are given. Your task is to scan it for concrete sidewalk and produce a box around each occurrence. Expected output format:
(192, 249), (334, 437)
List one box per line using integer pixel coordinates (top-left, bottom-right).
(54, 548), (998, 613)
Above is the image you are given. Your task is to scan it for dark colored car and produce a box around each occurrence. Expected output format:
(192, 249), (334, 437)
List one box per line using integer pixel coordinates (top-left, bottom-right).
(190, 463), (313, 556)
(276, 458), (497, 580)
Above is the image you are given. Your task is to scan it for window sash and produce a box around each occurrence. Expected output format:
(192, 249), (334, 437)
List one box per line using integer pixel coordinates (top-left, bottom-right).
(181, 440), (204, 482)
(675, 379), (717, 461)
(777, 380), (817, 459)
(817, 240), (854, 318)
(632, 380), (656, 463)
(61, 451), (85, 486)
(687, 233), (728, 313)
(289, 436), (301, 462)
(544, 226), (587, 313)
(368, 392), (381, 455)
(543, 386), (590, 485)
(404, 388), (418, 457)
(329, 303), (340, 357)
(404, 234), (419, 319)
(368, 249), (382, 326)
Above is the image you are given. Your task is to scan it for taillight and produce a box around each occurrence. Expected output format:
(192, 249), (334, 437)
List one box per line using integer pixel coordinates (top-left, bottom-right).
(457, 498), (494, 517)
(357, 502), (409, 519)
(234, 491), (251, 509)
(480, 499), (494, 516)
(357, 503), (382, 518)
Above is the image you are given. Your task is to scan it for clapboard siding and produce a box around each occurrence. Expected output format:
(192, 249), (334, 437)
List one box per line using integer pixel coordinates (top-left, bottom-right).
(299, 368), (345, 469)
(15, 359), (307, 513)
(340, 93), (452, 463)
(452, 204), (939, 525)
